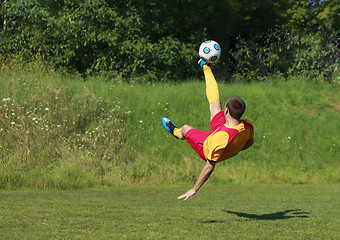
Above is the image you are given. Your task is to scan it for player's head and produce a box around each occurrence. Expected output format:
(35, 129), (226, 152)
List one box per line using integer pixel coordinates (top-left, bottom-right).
(225, 96), (246, 119)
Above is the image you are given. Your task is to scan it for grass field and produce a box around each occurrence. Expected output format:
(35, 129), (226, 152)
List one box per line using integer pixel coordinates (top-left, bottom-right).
(0, 69), (339, 188)
(0, 184), (339, 239)
(0, 65), (339, 239)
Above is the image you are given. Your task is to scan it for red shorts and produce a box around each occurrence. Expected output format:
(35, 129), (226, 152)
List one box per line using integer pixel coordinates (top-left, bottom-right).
(185, 111), (226, 160)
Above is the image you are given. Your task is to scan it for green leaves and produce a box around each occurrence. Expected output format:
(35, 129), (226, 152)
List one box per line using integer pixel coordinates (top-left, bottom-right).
(229, 23), (339, 82)
(0, 0), (338, 82)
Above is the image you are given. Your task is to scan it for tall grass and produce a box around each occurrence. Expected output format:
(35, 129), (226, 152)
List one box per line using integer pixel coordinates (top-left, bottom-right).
(0, 68), (339, 189)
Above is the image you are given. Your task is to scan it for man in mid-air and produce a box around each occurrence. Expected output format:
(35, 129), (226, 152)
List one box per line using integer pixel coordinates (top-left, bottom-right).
(162, 59), (254, 200)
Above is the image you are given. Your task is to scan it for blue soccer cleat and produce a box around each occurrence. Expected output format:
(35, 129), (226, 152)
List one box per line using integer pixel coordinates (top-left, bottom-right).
(162, 117), (178, 139)
(198, 58), (211, 69)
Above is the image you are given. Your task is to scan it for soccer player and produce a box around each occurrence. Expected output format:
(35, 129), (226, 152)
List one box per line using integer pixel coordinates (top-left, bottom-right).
(162, 59), (254, 200)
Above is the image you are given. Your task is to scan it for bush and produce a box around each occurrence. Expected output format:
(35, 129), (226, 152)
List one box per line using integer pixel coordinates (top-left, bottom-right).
(229, 25), (339, 82)
(1, 0), (339, 82)
(0, 0), (202, 82)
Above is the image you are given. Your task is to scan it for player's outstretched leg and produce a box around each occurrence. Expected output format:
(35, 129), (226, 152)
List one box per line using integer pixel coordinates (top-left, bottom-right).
(162, 117), (185, 140)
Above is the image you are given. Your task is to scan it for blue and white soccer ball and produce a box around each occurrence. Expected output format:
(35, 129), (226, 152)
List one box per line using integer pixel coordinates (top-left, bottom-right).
(198, 40), (221, 63)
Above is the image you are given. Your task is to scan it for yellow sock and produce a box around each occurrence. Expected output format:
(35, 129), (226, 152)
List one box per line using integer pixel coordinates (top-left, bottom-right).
(173, 128), (185, 140)
(203, 65), (220, 104)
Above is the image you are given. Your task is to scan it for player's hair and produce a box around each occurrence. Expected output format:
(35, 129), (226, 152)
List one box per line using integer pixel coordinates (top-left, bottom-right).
(225, 96), (246, 119)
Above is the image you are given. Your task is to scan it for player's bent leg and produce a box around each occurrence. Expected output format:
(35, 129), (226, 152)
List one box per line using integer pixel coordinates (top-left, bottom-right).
(181, 124), (194, 138)
(183, 127), (211, 161)
(173, 128), (185, 140)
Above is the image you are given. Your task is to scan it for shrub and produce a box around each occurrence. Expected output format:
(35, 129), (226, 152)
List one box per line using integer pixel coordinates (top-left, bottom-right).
(229, 25), (339, 82)
(0, 0), (201, 82)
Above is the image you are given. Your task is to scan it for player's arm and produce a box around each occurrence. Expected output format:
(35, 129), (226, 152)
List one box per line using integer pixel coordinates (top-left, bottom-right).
(177, 160), (216, 201)
(199, 59), (222, 120)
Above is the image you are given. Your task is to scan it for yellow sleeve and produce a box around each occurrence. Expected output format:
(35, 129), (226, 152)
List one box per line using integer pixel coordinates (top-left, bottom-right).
(206, 131), (229, 162)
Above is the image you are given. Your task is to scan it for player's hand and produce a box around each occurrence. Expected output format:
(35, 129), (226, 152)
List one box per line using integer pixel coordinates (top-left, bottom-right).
(198, 58), (210, 69)
(177, 188), (197, 200)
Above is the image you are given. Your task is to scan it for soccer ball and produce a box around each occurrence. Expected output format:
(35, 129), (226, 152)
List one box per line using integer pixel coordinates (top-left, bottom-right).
(198, 40), (221, 63)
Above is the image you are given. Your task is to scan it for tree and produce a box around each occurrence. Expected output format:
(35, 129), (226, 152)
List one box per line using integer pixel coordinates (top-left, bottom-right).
(0, 0), (338, 81)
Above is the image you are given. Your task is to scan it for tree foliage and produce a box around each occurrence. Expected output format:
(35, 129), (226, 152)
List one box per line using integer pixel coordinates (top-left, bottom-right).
(0, 0), (339, 82)
(230, 0), (339, 81)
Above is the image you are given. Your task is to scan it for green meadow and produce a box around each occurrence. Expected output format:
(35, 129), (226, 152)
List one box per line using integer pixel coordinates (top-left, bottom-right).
(0, 68), (339, 239)
(0, 69), (339, 188)
(1, 2), (339, 238)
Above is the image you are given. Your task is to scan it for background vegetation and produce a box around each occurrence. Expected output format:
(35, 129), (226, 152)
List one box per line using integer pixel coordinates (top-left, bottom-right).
(1, 4), (339, 240)
(0, 1), (339, 189)
(0, 0), (339, 82)
(0, 64), (339, 189)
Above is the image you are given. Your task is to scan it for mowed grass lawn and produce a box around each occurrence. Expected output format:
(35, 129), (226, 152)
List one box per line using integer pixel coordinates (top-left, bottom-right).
(0, 184), (339, 240)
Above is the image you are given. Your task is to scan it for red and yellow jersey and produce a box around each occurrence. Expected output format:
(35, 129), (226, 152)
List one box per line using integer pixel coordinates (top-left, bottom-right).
(203, 119), (254, 163)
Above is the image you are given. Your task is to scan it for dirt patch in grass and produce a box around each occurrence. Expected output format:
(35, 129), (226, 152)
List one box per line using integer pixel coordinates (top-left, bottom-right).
(329, 91), (340, 112)
(302, 107), (317, 116)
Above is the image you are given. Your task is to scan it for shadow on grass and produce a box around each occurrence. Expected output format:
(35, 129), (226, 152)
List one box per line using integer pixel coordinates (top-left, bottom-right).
(225, 209), (310, 220)
(201, 209), (309, 223)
